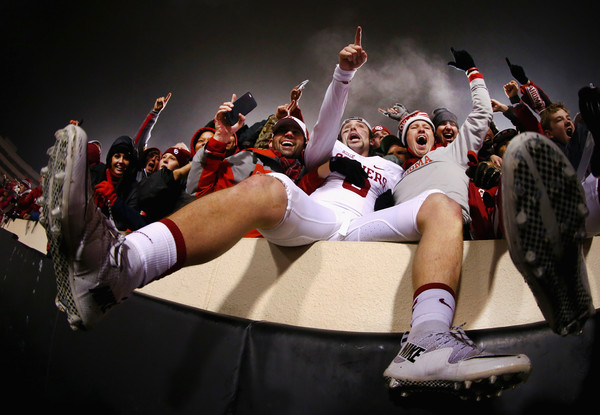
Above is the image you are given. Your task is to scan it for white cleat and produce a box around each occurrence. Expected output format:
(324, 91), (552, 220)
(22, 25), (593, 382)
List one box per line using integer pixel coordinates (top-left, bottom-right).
(41, 124), (137, 330)
(383, 327), (531, 399)
(502, 132), (595, 336)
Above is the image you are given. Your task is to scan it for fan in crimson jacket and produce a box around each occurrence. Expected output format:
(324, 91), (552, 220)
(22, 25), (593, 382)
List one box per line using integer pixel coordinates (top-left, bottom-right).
(186, 115), (327, 199)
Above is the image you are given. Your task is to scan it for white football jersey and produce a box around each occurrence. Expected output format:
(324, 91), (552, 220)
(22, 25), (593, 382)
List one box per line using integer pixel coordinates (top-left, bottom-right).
(309, 141), (404, 217)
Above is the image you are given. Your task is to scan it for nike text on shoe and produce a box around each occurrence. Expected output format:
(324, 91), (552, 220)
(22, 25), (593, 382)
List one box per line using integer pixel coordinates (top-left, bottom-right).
(383, 326), (531, 400)
(501, 132), (595, 336)
(40, 124), (133, 330)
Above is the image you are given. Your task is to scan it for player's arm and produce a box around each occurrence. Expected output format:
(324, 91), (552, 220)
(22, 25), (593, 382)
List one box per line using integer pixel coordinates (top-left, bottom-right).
(304, 27), (367, 170)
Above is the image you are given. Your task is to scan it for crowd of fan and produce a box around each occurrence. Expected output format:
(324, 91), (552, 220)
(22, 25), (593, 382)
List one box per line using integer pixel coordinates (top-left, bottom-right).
(0, 175), (43, 225)
(5, 57), (599, 243)
(33, 32), (600, 397)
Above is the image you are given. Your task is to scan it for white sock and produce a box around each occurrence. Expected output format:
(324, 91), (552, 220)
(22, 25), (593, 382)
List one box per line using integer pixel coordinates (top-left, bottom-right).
(124, 221), (180, 288)
(409, 286), (456, 339)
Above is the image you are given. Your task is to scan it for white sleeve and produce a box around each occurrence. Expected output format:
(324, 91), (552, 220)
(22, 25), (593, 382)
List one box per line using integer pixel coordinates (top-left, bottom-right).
(451, 75), (492, 167)
(303, 65), (356, 171)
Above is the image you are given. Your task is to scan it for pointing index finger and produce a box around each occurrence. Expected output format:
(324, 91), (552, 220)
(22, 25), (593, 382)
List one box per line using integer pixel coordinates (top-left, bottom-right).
(354, 26), (362, 46)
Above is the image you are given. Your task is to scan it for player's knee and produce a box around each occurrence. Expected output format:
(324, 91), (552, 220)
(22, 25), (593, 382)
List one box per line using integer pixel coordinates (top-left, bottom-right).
(243, 174), (285, 196)
(420, 193), (462, 228)
(237, 174), (288, 218)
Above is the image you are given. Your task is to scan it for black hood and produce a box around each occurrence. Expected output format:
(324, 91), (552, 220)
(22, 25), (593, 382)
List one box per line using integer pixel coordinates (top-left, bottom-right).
(105, 135), (138, 170)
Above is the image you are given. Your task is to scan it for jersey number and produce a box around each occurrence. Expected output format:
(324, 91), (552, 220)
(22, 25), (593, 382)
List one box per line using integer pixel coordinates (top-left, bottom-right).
(342, 178), (370, 197)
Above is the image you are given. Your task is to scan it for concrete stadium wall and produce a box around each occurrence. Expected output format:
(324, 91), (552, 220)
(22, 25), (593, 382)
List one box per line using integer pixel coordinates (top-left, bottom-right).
(3, 218), (599, 333)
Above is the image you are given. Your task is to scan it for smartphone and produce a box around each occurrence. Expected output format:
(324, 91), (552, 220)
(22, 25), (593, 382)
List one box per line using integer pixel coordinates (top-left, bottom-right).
(297, 80), (309, 90)
(225, 92), (257, 125)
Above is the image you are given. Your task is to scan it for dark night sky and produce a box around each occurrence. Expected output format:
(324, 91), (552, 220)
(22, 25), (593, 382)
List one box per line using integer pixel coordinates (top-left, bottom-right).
(2, 1), (599, 173)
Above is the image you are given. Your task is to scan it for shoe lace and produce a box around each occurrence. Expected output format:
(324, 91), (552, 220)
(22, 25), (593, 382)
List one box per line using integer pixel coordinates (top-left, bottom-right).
(448, 324), (478, 349)
(87, 208), (125, 279)
(428, 324), (485, 361)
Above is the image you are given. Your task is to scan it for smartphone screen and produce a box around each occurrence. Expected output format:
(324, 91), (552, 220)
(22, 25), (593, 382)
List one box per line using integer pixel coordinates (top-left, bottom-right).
(225, 92), (257, 125)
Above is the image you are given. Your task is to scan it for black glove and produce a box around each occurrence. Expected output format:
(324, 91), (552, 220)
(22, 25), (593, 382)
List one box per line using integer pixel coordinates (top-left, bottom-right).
(505, 58), (529, 85)
(375, 189), (395, 211)
(448, 47), (475, 71)
(477, 139), (494, 161)
(466, 151), (501, 190)
(329, 156), (368, 188)
(475, 162), (501, 189)
(482, 191), (496, 209)
(579, 84), (600, 137)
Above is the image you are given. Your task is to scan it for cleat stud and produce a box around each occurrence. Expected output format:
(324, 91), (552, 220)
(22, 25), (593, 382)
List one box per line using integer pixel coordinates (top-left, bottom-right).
(503, 374), (513, 381)
(388, 378), (400, 389)
(524, 251), (536, 263)
(464, 380), (472, 389)
(533, 266), (545, 278)
(400, 391), (409, 398)
(489, 375), (497, 384)
(516, 211), (527, 225)
(563, 165), (576, 177)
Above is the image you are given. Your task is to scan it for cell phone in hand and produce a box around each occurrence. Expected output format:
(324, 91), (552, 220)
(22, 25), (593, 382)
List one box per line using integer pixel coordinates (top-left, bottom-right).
(297, 80), (309, 90)
(225, 92), (257, 126)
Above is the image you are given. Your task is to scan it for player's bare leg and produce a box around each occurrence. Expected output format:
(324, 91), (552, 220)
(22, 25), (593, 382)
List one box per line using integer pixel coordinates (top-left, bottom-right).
(383, 193), (531, 399)
(412, 193), (463, 292)
(170, 174), (288, 265)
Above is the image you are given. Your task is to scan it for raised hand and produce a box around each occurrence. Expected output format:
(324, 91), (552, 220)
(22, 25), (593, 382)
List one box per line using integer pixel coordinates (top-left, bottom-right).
(448, 47), (475, 71)
(291, 80), (307, 102)
(276, 100), (299, 120)
(503, 80), (519, 98)
(276, 104), (290, 120)
(491, 98), (508, 113)
(153, 92), (172, 112)
(214, 94), (245, 143)
(505, 58), (529, 85)
(339, 26), (368, 71)
(378, 103), (409, 121)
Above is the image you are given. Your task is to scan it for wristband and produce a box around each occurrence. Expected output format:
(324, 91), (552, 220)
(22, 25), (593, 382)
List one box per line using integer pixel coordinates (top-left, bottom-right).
(467, 68), (483, 82)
